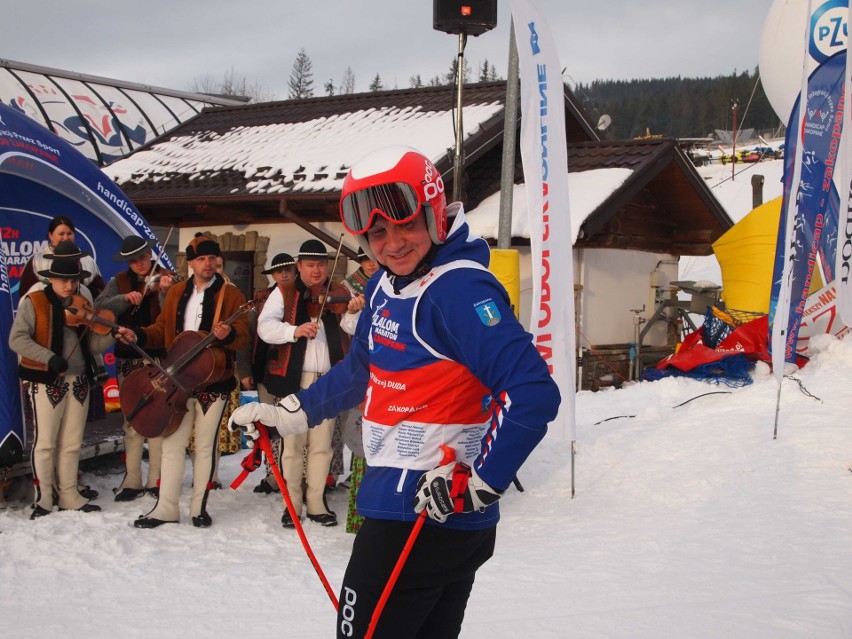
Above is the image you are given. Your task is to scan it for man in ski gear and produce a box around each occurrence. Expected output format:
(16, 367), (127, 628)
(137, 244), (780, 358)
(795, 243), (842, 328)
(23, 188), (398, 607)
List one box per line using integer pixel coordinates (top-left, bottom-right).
(231, 145), (560, 638)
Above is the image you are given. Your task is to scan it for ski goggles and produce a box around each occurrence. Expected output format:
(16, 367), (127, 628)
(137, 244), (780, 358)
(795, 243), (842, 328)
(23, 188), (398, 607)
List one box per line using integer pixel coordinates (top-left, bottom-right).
(340, 183), (421, 235)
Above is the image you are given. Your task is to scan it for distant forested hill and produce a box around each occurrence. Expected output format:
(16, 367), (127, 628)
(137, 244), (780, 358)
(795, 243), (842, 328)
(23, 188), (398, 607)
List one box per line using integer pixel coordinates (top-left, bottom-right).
(573, 69), (783, 140)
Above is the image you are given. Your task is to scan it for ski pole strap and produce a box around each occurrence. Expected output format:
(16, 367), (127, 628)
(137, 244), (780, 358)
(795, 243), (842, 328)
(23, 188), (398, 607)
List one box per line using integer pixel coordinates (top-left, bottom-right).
(450, 463), (472, 514)
(229, 445), (263, 490)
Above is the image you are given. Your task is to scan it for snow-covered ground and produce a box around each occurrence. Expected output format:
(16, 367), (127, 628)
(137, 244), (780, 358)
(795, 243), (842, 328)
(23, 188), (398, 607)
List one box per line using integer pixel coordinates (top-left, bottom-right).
(1, 334), (850, 638)
(3, 153), (851, 638)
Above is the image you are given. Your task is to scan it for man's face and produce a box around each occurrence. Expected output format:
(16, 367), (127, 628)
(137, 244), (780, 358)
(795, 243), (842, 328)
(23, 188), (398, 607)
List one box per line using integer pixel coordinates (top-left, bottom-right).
(366, 212), (432, 276)
(272, 266), (296, 286)
(360, 258), (380, 277)
(50, 277), (77, 299)
(127, 250), (153, 276)
(190, 254), (218, 283)
(297, 258), (328, 287)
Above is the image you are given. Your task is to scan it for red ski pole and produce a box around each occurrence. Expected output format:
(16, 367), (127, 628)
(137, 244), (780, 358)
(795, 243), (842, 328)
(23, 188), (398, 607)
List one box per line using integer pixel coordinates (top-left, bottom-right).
(364, 445), (456, 639)
(233, 422), (340, 611)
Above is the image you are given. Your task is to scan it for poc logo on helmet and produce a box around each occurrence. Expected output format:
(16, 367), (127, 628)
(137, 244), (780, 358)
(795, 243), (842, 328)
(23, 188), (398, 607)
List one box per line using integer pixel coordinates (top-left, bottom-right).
(423, 159), (444, 202)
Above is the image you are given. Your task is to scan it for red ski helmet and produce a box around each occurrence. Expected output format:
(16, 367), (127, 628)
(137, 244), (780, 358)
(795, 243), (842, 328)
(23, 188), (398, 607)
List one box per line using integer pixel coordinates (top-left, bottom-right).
(340, 146), (447, 257)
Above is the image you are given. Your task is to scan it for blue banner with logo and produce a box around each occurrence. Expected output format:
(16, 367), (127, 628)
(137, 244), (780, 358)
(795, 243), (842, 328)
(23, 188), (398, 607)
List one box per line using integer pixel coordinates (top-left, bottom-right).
(0, 102), (172, 307)
(0, 102), (171, 465)
(769, 50), (845, 365)
(0, 245), (24, 466)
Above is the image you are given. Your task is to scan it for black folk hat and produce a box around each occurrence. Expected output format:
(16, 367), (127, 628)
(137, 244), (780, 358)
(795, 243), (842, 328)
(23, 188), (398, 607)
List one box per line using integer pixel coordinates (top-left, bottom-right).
(297, 239), (329, 260)
(356, 247), (372, 262)
(44, 239), (90, 261)
(186, 233), (221, 260)
(112, 235), (157, 262)
(261, 253), (296, 274)
(38, 255), (91, 280)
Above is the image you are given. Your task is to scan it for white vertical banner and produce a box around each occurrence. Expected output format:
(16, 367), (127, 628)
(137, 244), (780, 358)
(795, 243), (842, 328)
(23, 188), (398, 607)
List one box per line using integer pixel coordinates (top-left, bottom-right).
(510, 0), (576, 441)
(837, 4), (852, 327)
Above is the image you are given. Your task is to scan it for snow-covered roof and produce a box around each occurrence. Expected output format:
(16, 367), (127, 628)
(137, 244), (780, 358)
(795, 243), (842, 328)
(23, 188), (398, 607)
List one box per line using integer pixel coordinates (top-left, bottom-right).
(466, 168), (634, 241)
(109, 83), (518, 199)
(109, 83), (729, 255)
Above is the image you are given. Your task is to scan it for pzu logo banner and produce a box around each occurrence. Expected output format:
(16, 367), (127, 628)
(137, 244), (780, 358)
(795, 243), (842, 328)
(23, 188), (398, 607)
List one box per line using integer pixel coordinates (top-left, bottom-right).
(810, 0), (848, 63)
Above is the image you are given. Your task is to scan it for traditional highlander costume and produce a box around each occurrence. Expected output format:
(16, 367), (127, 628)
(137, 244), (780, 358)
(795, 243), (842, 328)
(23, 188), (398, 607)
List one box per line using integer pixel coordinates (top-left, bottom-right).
(249, 253), (297, 494)
(256, 240), (349, 527)
(132, 235), (248, 528)
(95, 235), (165, 501)
(9, 248), (114, 518)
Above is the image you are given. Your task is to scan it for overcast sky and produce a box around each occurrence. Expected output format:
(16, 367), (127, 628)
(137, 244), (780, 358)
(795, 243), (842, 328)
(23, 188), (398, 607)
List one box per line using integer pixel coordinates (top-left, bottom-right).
(6, 1), (774, 98)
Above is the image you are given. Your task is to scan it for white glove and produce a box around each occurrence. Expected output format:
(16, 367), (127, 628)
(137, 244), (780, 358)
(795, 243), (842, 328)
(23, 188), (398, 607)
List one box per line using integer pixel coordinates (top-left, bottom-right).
(413, 462), (501, 523)
(228, 395), (309, 441)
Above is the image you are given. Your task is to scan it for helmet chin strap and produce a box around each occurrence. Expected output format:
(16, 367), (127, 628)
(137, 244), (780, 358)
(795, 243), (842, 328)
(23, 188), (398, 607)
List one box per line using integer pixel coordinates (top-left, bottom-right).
(382, 244), (438, 295)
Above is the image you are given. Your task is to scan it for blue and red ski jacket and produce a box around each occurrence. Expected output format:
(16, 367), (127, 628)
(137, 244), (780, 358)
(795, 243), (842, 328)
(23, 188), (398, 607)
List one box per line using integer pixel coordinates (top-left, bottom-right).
(298, 206), (561, 530)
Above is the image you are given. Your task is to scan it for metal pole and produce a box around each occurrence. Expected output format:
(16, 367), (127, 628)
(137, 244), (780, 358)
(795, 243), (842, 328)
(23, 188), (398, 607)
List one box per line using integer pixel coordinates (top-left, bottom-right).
(498, 19), (519, 249)
(452, 32), (465, 202)
(731, 100), (738, 182)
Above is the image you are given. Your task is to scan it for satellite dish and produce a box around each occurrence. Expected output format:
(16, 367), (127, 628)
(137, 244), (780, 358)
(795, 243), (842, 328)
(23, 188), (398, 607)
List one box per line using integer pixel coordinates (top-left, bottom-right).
(596, 114), (612, 131)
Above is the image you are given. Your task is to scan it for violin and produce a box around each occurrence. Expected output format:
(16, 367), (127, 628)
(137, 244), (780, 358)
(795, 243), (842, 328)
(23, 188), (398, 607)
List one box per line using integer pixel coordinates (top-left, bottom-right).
(305, 282), (351, 317)
(130, 268), (184, 317)
(63, 295), (117, 335)
(64, 293), (183, 391)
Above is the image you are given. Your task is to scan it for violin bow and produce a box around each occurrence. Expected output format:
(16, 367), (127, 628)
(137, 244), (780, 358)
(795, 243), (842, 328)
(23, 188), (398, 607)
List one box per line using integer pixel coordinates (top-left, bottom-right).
(314, 233), (345, 322)
(132, 225), (174, 316)
(62, 299), (191, 395)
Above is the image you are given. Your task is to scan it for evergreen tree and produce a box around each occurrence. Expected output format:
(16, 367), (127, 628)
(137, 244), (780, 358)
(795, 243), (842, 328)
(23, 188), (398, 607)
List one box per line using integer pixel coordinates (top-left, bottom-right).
(444, 57), (472, 85)
(409, 73), (424, 88)
(369, 73), (384, 92)
(574, 69), (781, 140)
(324, 79), (335, 96)
(288, 48), (314, 99)
(340, 67), (356, 94)
(478, 60), (499, 82)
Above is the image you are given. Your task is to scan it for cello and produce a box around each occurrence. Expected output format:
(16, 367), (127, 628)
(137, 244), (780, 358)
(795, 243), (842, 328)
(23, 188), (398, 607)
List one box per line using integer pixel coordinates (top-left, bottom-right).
(119, 300), (255, 438)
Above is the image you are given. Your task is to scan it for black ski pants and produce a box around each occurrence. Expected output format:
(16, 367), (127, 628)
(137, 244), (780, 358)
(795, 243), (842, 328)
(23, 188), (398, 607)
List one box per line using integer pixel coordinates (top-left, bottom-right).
(336, 517), (496, 638)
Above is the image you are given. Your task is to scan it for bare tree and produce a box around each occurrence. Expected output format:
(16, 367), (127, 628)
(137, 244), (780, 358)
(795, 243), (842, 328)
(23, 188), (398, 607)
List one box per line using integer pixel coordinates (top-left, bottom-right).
(190, 68), (278, 102)
(288, 48), (315, 99)
(409, 74), (424, 88)
(340, 67), (356, 94)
